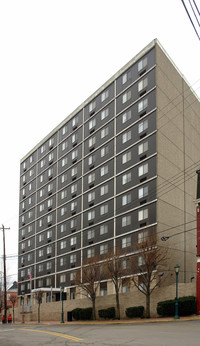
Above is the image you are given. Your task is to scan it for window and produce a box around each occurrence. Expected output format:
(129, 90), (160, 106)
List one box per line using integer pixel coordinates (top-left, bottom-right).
(60, 257), (66, 266)
(39, 264), (43, 272)
(46, 277), (52, 286)
(138, 255), (145, 266)
(61, 173), (67, 183)
(61, 223), (67, 232)
(47, 198), (53, 209)
(39, 203), (44, 213)
(122, 279), (130, 293)
(61, 207), (67, 216)
(47, 230), (52, 239)
(122, 90), (131, 104)
(122, 131), (131, 143)
(30, 155), (33, 163)
(122, 236), (131, 248)
(28, 183), (32, 191)
(138, 186), (148, 199)
(138, 208), (148, 221)
(71, 201), (77, 211)
(28, 197), (32, 205)
(88, 191), (95, 202)
(88, 229), (95, 239)
(100, 224), (108, 235)
(70, 287), (76, 300)
(101, 89), (109, 102)
(48, 168), (53, 178)
(138, 77), (148, 92)
(60, 274), (66, 283)
(27, 239), (31, 247)
(47, 245), (52, 254)
(70, 272), (76, 281)
(122, 70), (131, 84)
(62, 141), (68, 151)
(122, 172), (131, 185)
(71, 183), (77, 194)
(122, 110), (131, 124)
(122, 215), (131, 227)
(122, 193), (131, 206)
(62, 125), (67, 135)
(101, 108), (109, 120)
(40, 159), (45, 168)
(47, 214), (52, 224)
(39, 249), (44, 257)
(70, 254), (77, 263)
(88, 173), (95, 184)
(138, 141), (148, 155)
(100, 204), (108, 215)
(61, 190), (67, 200)
(122, 151), (131, 164)
(89, 136), (96, 148)
(62, 156), (67, 167)
(49, 138), (54, 147)
(87, 248), (94, 258)
(71, 166), (77, 177)
(89, 118), (96, 130)
(101, 145), (109, 157)
(21, 270), (25, 278)
(70, 218), (77, 229)
(89, 101), (96, 112)
(28, 211), (33, 219)
(100, 282), (107, 296)
(39, 234), (44, 242)
(72, 133), (77, 144)
(138, 119), (148, 133)
(72, 117), (78, 128)
(101, 127), (109, 139)
(88, 210), (95, 221)
(100, 243), (108, 255)
(100, 184), (108, 196)
(138, 57), (148, 72)
(138, 230), (148, 243)
(48, 183), (53, 193)
(41, 145), (45, 154)
(38, 279), (43, 288)
(138, 98), (148, 113)
(70, 236), (77, 246)
(100, 165), (108, 176)
(28, 225), (32, 233)
(48, 153), (54, 162)
(138, 163), (148, 176)
(28, 253), (32, 261)
(39, 219), (43, 227)
(29, 169), (34, 177)
(88, 155), (95, 166)
(72, 149), (78, 160)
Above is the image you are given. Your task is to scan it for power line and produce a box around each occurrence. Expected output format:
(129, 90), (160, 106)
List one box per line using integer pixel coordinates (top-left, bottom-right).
(181, 0), (200, 40)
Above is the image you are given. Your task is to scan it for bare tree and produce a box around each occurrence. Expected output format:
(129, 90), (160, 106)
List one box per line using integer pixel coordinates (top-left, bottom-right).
(75, 256), (102, 320)
(34, 291), (43, 323)
(102, 248), (130, 320)
(130, 236), (168, 318)
(9, 294), (17, 323)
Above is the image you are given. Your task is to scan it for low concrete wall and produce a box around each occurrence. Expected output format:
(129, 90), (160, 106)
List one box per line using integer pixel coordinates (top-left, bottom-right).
(14, 282), (195, 322)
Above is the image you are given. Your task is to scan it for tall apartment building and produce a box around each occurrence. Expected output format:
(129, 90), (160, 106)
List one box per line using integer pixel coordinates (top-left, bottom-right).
(18, 39), (200, 300)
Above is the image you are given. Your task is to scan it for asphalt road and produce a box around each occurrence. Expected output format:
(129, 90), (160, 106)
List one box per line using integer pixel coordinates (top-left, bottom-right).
(0, 320), (200, 346)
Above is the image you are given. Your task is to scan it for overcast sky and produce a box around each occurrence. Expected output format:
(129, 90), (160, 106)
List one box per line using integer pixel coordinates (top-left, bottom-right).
(0, 0), (200, 284)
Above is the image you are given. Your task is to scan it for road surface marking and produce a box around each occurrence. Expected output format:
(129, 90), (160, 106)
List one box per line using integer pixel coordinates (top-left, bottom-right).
(20, 328), (83, 342)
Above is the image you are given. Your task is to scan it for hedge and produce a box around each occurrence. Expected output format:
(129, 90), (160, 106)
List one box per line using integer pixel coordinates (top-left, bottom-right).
(72, 307), (93, 320)
(98, 307), (116, 319)
(157, 296), (196, 317)
(126, 306), (144, 318)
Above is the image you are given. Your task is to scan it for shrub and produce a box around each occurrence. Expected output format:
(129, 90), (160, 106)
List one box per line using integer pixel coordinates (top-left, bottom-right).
(126, 306), (144, 318)
(98, 307), (116, 319)
(157, 296), (196, 317)
(72, 307), (93, 320)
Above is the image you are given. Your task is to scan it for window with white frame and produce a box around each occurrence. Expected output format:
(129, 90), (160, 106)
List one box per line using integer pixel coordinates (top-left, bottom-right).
(100, 282), (107, 296)
(48, 153), (54, 162)
(138, 77), (148, 92)
(89, 136), (96, 148)
(21, 215), (25, 224)
(122, 279), (130, 293)
(138, 230), (148, 243)
(100, 204), (108, 215)
(48, 168), (53, 178)
(88, 210), (95, 221)
(48, 183), (53, 193)
(71, 166), (77, 177)
(28, 253), (32, 261)
(122, 130), (131, 144)
(100, 224), (108, 235)
(122, 70), (131, 84)
(138, 186), (148, 199)
(70, 272), (76, 281)
(122, 193), (131, 206)
(101, 107), (109, 120)
(40, 175), (44, 184)
(28, 183), (32, 191)
(28, 225), (32, 233)
(61, 223), (67, 232)
(39, 249), (44, 257)
(88, 154), (95, 166)
(89, 101), (96, 112)
(21, 242), (25, 250)
(49, 138), (54, 147)
(138, 163), (148, 176)
(72, 133), (77, 144)
(20, 270), (25, 278)
(38, 279), (43, 288)
(101, 145), (109, 157)
(46, 277), (52, 286)
(71, 183), (77, 194)
(101, 127), (109, 139)
(29, 169), (34, 177)
(100, 184), (108, 196)
(47, 230), (52, 239)
(61, 207), (67, 216)
(122, 215), (131, 227)
(61, 190), (67, 200)
(39, 234), (44, 242)
(87, 248), (94, 258)
(138, 119), (148, 133)
(60, 257), (66, 266)
(101, 89), (109, 102)
(122, 151), (131, 164)
(88, 191), (95, 202)
(72, 117), (78, 128)
(47, 214), (53, 224)
(62, 140), (68, 151)
(138, 98), (148, 113)
(28, 197), (32, 205)
(138, 208), (148, 221)
(70, 218), (77, 229)
(122, 172), (131, 185)
(100, 243), (108, 255)
(72, 149), (78, 160)
(41, 145), (45, 154)
(61, 173), (67, 183)
(39, 219), (43, 227)
(70, 236), (77, 246)
(40, 159), (45, 168)
(138, 141), (148, 155)
(122, 90), (131, 104)
(47, 245), (52, 254)
(71, 201), (77, 211)
(88, 173), (95, 184)
(122, 236), (131, 248)
(39, 264), (43, 272)
(100, 165), (108, 176)
(60, 274), (66, 283)
(70, 254), (77, 263)
(88, 229), (95, 239)
(62, 125), (67, 135)
(39, 203), (44, 213)
(89, 118), (96, 130)
(122, 110), (131, 124)
(138, 56), (148, 72)
(62, 156), (67, 167)
(28, 211), (33, 219)
(47, 198), (53, 209)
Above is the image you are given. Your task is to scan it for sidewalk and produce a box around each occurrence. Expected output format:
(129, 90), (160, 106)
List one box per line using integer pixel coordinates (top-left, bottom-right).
(12, 315), (200, 326)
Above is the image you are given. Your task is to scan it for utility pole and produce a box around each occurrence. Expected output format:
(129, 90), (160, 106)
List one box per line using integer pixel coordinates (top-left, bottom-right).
(195, 171), (200, 315)
(0, 225), (10, 323)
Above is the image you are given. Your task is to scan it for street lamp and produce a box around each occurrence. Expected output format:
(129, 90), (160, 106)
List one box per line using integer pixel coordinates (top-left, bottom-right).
(174, 264), (180, 319)
(60, 286), (64, 323)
